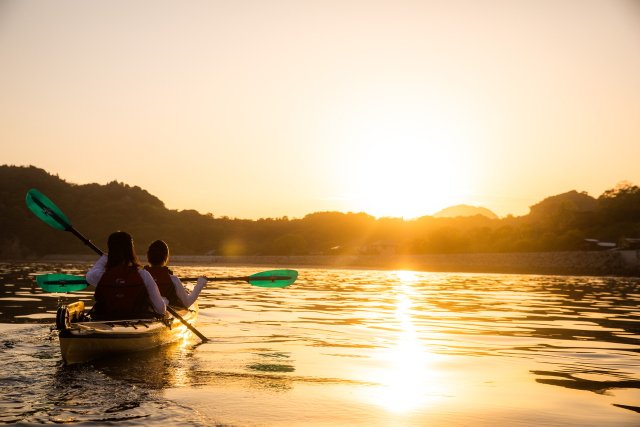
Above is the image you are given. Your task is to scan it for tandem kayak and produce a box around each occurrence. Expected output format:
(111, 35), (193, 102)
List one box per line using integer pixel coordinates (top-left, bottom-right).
(58, 303), (199, 364)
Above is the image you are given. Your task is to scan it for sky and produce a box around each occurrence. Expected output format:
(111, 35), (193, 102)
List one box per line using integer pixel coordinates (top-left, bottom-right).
(1, 0), (640, 220)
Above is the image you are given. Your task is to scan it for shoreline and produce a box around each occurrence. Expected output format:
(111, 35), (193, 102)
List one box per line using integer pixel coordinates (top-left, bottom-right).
(3, 250), (640, 278)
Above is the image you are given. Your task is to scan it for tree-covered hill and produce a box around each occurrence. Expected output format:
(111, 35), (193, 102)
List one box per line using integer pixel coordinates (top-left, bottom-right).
(433, 204), (499, 219)
(529, 190), (598, 216)
(1, 165), (639, 258)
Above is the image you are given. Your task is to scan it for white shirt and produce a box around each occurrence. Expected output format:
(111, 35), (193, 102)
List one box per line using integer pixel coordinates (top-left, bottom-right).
(169, 275), (206, 309)
(86, 254), (168, 315)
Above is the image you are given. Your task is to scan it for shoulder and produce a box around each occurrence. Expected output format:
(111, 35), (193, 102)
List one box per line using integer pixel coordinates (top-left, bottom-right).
(138, 269), (152, 279)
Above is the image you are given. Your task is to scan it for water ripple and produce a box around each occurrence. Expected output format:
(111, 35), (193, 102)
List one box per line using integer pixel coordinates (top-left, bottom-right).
(0, 263), (639, 426)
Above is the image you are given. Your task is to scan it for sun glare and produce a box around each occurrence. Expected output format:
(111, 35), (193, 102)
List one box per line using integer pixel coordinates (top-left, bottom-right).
(332, 100), (479, 218)
(395, 271), (418, 282)
(369, 274), (446, 413)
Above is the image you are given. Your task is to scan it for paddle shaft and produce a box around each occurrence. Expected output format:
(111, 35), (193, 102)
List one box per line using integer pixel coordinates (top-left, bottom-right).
(166, 306), (208, 341)
(67, 227), (103, 256)
(181, 275), (292, 282)
(43, 280), (88, 285)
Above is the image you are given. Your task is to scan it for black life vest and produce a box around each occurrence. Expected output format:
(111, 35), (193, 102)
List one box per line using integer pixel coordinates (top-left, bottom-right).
(144, 266), (183, 307)
(93, 265), (156, 320)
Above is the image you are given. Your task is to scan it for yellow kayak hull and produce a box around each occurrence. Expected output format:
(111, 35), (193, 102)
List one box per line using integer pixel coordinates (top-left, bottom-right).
(59, 303), (198, 364)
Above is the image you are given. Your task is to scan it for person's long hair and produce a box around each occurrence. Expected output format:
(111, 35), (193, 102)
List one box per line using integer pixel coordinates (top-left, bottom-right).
(105, 231), (141, 271)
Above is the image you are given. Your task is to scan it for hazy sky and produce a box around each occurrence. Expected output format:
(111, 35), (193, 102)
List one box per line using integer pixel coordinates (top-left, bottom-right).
(1, 0), (639, 219)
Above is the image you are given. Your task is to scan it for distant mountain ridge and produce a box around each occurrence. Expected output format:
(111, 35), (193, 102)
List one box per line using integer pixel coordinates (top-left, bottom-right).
(432, 204), (499, 220)
(2, 165), (639, 258)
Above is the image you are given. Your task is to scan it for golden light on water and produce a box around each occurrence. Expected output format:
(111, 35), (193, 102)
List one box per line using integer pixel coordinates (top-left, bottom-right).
(3, 265), (637, 425)
(153, 318), (201, 389)
(171, 332), (193, 388)
(395, 271), (418, 282)
(370, 271), (446, 413)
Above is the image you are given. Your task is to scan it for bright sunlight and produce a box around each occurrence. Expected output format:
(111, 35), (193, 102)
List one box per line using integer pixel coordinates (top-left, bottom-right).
(370, 272), (447, 412)
(332, 98), (480, 218)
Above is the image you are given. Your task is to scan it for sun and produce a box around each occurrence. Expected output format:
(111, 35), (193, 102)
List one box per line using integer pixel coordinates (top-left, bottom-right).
(334, 104), (477, 218)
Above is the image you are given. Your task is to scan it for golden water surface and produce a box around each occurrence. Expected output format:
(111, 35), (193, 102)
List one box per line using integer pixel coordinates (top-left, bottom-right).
(0, 263), (639, 426)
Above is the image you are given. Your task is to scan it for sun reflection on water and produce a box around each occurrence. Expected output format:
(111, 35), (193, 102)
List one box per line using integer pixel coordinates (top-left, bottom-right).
(170, 333), (192, 388)
(371, 271), (446, 413)
(395, 270), (418, 283)
(1, 265), (639, 425)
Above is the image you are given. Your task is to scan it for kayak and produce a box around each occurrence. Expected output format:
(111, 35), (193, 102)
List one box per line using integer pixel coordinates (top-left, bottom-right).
(58, 303), (199, 364)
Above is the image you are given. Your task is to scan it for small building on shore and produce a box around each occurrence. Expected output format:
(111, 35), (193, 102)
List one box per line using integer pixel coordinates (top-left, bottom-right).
(582, 239), (617, 251)
(622, 238), (640, 250)
(360, 240), (399, 256)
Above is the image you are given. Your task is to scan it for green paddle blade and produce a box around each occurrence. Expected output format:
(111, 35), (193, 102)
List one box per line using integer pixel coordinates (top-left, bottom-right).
(36, 274), (88, 292)
(249, 269), (298, 288)
(26, 189), (72, 231)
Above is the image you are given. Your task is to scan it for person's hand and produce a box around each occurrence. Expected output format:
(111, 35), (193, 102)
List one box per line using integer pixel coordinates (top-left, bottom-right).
(197, 276), (208, 287)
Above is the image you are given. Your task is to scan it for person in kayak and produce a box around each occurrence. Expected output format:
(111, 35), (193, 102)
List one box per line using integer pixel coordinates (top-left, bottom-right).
(86, 231), (167, 320)
(144, 240), (207, 308)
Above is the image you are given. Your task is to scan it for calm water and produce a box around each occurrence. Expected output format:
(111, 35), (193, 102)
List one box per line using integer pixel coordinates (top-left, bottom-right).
(0, 262), (639, 426)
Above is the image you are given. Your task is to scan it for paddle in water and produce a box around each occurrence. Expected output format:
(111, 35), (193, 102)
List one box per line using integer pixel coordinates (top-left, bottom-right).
(25, 189), (209, 342)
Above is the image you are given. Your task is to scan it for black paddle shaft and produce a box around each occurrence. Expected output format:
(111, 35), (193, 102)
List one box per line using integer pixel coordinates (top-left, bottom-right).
(180, 275), (292, 282)
(167, 306), (208, 341)
(67, 227), (103, 256)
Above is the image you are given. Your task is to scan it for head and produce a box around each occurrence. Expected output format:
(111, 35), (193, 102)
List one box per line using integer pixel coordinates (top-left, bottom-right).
(105, 231), (140, 270)
(147, 240), (169, 266)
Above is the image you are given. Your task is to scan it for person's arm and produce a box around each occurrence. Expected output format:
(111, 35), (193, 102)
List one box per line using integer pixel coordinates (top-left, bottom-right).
(139, 269), (168, 315)
(86, 254), (108, 287)
(171, 275), (207, 308)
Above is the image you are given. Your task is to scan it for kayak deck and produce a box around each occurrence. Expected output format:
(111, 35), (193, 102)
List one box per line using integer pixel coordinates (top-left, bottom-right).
(59, 303), (199, 364)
